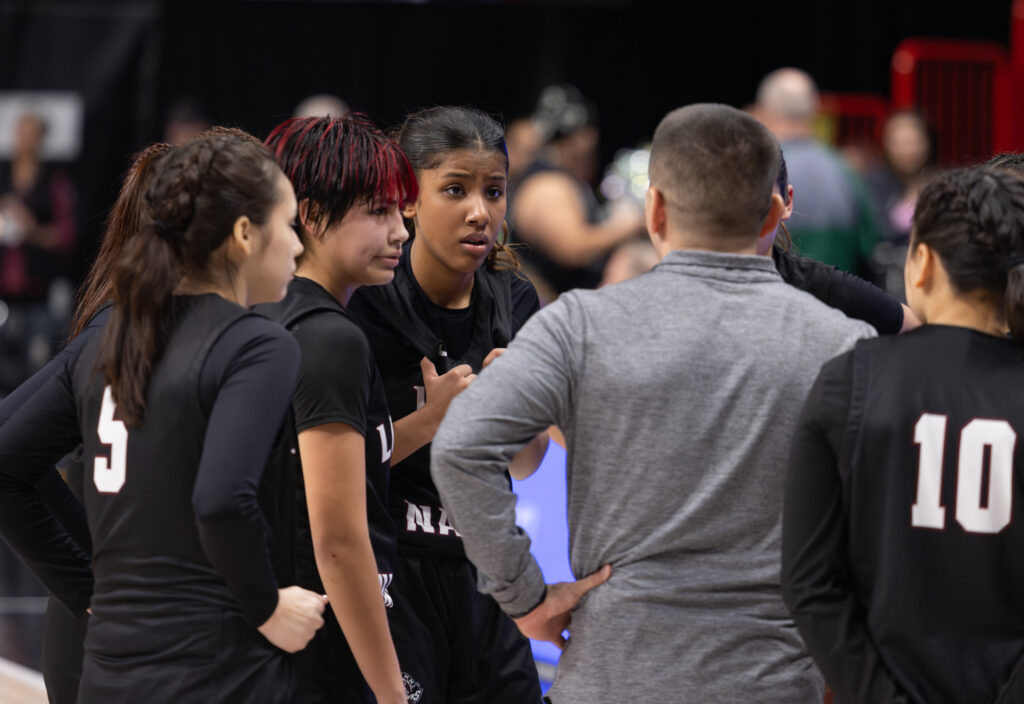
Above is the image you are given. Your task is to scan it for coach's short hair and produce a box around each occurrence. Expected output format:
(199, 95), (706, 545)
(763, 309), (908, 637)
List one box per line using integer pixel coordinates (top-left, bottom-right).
(649, 104), (781, 242)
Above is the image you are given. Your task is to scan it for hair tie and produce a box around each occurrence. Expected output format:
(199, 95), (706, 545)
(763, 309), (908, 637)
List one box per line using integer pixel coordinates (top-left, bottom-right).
(152, 219), (173, 242)
(1004, 253), (1024, 272)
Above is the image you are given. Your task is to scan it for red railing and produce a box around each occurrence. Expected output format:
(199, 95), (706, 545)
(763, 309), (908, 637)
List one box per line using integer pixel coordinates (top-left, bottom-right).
(891, 38), (1015, 165)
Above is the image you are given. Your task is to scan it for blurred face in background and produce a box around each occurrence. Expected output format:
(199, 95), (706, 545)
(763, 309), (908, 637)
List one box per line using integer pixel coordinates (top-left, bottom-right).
(884, 113), (930, 180)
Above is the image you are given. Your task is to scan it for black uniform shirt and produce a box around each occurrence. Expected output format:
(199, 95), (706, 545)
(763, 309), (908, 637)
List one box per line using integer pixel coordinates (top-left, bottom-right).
(348, 245), (540, 558)
(773, 247), (903, 335)
(783, 325), (1024, 704)
(0, 295), (298, 633)
(256, 276), (397, 582)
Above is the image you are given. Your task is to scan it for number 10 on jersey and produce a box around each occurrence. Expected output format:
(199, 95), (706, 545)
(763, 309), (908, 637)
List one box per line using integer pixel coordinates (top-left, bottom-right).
(94, 385), (128, 493)
(911, 413), (1017, 534)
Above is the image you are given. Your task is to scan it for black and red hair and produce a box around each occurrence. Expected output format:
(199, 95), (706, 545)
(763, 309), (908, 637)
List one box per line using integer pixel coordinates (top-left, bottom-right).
(265, 113), (417, 239)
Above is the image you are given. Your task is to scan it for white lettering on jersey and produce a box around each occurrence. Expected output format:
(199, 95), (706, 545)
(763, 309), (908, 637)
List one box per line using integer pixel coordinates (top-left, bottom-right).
(405, 501), (435, 534)
(376, 416), (394, 463)
(437, 507), (460, 537)
(378, 572), (394, 608)
(94, 385), (128, 494)
(911, 414), (1016, 534)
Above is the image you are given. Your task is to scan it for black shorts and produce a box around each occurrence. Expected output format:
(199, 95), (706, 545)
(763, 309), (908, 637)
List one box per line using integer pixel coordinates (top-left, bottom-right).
(388, 554), (541, 704)
(296, 605), (373, 703)
(42, 595), (86, 704)
(79, 610), (297, 703)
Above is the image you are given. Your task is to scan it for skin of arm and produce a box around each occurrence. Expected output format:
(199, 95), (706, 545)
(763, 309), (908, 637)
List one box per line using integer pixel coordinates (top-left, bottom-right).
(514, 172), (641, 268)
(298, 423), (406, 704)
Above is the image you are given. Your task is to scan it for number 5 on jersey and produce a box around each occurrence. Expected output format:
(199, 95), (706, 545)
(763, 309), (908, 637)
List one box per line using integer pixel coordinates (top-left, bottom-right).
(94, 385), (128, 493)
(911, 413), (1017, 534)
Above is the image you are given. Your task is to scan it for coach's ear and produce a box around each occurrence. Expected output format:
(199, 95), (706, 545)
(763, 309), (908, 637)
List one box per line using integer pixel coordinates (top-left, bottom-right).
(645, 185), (669, 257)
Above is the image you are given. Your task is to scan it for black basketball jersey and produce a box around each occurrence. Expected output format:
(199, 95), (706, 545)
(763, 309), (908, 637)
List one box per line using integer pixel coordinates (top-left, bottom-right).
(783, 325), (1024, 704)
(255, 276), (397, 585)
(347, 245), (540, 558)
(72, 295), (297, 637)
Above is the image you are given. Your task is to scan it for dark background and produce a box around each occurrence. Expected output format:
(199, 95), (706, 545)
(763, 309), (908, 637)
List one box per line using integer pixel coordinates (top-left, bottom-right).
(0, 0), (1015, 282)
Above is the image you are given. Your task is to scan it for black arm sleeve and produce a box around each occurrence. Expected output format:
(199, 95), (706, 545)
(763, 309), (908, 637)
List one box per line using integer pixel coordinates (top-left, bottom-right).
(289, 313), (371, 434)
(773, 248), (903, 335)
(0, 367), (92, 615)
(781, 352), (908, 704)
(192, 316), (300, 627)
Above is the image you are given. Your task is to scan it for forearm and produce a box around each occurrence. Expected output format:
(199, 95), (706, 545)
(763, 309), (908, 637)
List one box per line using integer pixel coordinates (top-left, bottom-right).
(545, 221), (637, 268)
(392, 406), (441, 465)
(314, 533), (403, 702)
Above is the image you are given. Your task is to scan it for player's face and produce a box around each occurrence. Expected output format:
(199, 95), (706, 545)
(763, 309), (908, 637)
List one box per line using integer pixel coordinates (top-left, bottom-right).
(406, 149), (507, 276)
(246, 173), (303, 304)
(321, 199), (408, 287)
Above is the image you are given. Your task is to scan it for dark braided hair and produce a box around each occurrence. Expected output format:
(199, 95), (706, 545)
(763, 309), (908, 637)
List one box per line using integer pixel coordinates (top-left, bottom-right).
(986, 152), (1024, 179)
(912, 167), (1024, 345)
(100, 133), (282, 426)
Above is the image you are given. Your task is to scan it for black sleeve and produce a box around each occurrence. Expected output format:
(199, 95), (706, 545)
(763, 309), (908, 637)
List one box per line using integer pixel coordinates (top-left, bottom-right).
(0, 365), (92, 615)
(509, 275), (541, 337)
(192, 316), (300, 627)
(773, 248), (903, 335)
(781, 351), (908, 704)
(290, 313), (372, 434)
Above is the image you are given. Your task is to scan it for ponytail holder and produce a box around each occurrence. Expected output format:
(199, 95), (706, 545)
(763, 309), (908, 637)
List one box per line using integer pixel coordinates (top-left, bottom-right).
(1004, 253), (1024, 272)
(152, 219), (173, 242)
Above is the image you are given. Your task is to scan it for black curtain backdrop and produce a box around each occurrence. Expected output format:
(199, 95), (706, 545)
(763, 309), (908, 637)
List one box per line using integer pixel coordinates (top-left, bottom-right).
(0, 0), (1014, 282)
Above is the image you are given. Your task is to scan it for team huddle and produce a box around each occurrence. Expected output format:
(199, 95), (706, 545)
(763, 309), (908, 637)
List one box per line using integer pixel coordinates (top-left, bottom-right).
(0, 102), (1022, 704)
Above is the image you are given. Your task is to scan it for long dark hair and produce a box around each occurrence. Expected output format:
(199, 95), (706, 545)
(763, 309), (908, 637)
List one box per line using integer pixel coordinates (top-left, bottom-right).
(393, 106), (520, 272)
(71, 142), (172, 339)
(264, 114), (417, 258)
(100, 134), (282, 426)
(912, 167), (1024, 345)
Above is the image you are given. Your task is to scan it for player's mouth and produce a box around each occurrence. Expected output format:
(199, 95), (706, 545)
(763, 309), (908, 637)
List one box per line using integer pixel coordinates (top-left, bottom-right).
(377, 250), (402, 268)
(459, 233), (491, 256)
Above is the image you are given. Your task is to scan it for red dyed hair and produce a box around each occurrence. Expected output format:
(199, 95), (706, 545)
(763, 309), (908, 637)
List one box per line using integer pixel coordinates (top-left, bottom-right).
(264, 114), (417, 241)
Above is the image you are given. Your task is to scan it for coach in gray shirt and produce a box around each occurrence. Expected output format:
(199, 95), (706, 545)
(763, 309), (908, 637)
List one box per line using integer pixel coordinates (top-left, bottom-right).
(431, 104), (875, 703)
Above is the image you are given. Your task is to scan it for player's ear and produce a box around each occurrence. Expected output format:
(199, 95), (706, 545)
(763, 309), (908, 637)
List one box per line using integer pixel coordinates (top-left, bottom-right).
(907, 240), (935, 291)
(645, 185), (668, 256)
(227, 215), (256, 261)
(297, 198), (322, 239)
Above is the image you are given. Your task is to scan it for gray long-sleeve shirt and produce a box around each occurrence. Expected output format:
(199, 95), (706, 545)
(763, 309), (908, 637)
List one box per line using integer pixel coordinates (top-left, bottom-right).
(431, 249), (876, 703)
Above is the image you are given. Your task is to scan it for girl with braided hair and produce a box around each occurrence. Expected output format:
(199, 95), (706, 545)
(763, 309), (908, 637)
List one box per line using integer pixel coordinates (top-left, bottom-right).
(782, 167), (1024, 704)
(0, 132), (324, 702)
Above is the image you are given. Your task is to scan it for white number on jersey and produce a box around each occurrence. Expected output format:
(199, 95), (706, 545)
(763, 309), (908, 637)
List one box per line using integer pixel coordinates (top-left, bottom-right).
(911, 414), (1017, 534)
(94, 385), (129, 494)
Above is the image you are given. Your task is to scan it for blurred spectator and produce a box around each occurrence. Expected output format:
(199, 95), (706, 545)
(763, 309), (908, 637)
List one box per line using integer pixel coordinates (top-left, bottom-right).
(293, 93), (349, 119)
(754, 68), (880, 276)
(510, 84), (644, 300)
(0, 111), (77, 394)
(505, 116), (543, 187)
(162, 98), (210, 146)
(866, 110), (935, 244)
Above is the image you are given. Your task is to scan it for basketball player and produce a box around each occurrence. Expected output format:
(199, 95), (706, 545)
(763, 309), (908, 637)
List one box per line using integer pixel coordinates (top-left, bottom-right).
(0, 133), (324, 702)
(346, 106), (545, 704)
(782, 167), (1024, 704)
(258, 114), (418, 704)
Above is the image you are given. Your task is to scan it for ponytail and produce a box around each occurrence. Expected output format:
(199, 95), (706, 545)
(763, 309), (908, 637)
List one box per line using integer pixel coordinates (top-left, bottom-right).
(71, 142), (171, 341)
(100, 134), (280, 425)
